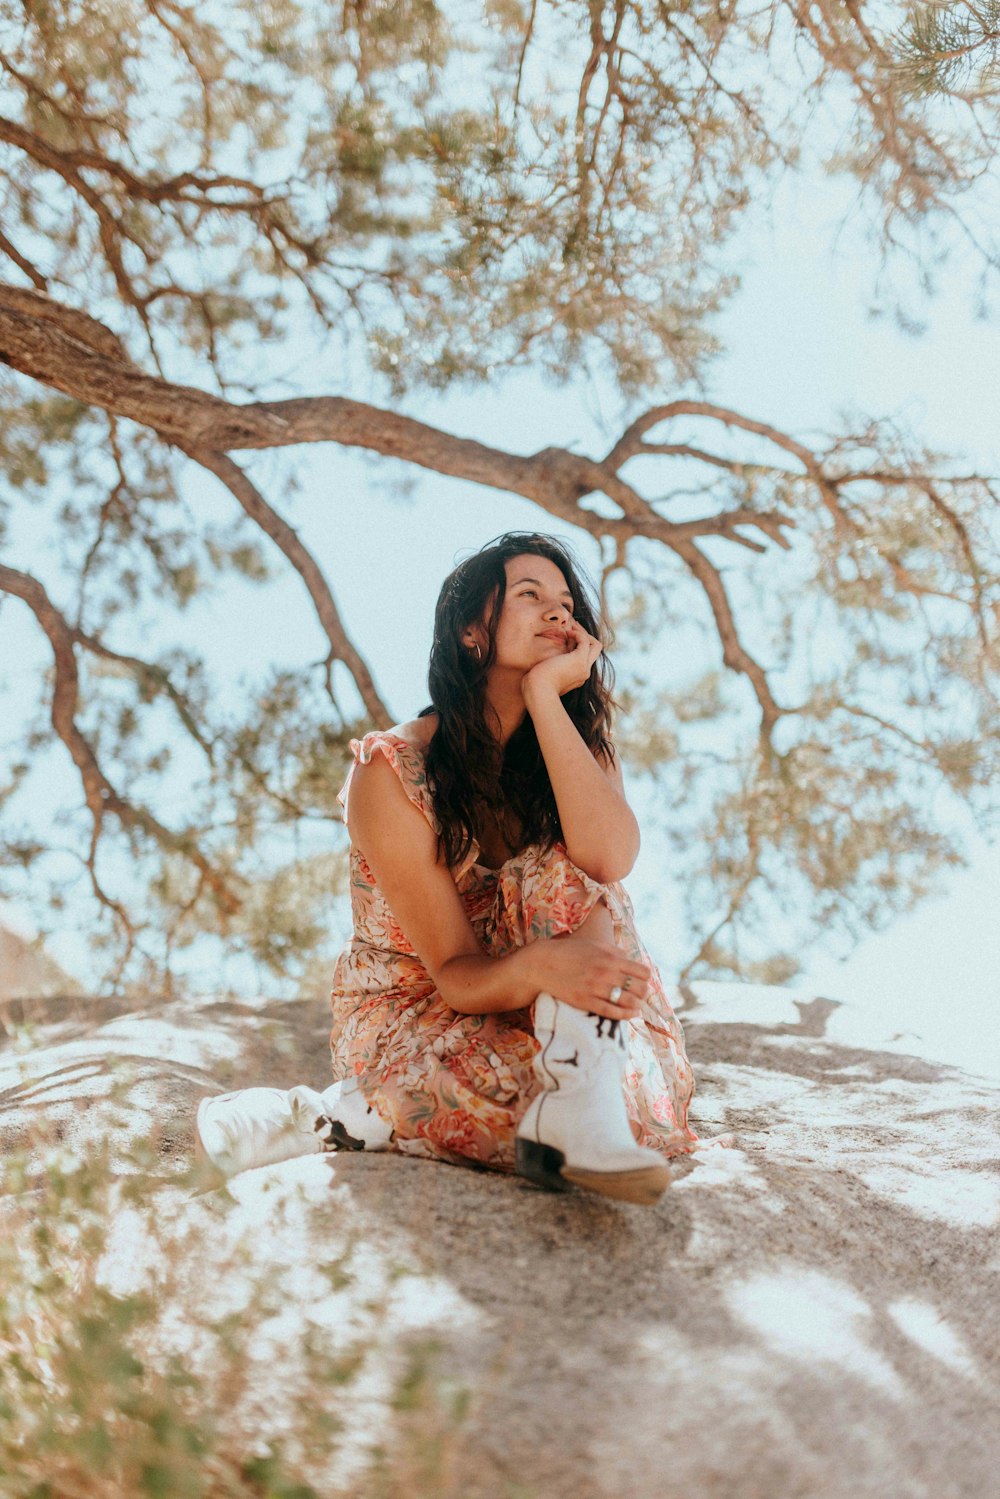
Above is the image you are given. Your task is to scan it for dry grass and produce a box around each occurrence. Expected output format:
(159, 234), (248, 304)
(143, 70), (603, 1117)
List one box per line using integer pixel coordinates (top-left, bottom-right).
(0, 1104), (473, 1499)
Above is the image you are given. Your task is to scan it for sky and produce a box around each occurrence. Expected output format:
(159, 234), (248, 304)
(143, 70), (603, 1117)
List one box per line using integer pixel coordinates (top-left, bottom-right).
(699, 168), (1000, 1082)
(1, 99), (998, 1080)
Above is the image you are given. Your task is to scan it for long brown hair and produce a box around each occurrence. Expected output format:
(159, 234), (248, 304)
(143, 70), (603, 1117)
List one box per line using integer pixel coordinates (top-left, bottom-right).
(417, 531), (617, 870)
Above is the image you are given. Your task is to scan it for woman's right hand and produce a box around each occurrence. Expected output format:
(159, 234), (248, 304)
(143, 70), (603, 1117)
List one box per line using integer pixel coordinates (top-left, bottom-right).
(525, 932), (650, 1021)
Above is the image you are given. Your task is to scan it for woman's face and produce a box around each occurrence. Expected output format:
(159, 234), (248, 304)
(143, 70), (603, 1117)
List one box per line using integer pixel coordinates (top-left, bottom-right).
(467, 552), (576, 670)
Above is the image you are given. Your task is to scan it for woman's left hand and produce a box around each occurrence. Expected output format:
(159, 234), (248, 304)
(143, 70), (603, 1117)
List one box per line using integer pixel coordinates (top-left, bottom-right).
(521, 619), (604, 701)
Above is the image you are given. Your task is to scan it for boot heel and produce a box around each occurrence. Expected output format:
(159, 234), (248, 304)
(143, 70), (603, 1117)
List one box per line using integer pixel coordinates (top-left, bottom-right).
(516, 1136), (571, 1192)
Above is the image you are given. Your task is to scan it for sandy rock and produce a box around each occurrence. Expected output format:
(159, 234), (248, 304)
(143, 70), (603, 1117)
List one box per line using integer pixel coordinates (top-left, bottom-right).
(0, 921), (82, 1000)
(3, 982), (999, 1498)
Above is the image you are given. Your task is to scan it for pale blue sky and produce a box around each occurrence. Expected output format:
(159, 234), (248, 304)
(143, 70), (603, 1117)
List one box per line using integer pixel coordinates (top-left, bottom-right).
(1, 143), (997, 1078)
(699, 169), (1000, 1081)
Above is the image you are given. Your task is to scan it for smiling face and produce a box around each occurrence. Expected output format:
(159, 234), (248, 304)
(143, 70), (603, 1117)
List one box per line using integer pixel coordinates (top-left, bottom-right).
(464, 551), (576, 671)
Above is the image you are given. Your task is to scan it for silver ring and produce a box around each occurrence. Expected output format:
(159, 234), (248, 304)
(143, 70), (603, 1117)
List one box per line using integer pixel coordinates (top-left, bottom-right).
(609, 985), (623, 1004)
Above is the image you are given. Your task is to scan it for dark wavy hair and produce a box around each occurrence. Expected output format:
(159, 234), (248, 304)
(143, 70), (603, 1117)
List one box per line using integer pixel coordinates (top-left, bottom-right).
(416, 531), (617, 871)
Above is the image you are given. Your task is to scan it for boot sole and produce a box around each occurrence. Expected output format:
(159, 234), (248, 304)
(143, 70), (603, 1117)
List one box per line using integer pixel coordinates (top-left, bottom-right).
(193, 1100), (216, 1169)
(561, 1163), (671, 1205)
(191, 1103), (228, 1191)
(516, 1138), (671, 1204)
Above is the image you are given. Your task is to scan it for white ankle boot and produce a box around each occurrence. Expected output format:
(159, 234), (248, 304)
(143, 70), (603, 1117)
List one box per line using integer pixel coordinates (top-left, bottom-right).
(316, 1078), (395, 1154)
(515, 992), (672, 1204)
(194, 1078), (393, 1180)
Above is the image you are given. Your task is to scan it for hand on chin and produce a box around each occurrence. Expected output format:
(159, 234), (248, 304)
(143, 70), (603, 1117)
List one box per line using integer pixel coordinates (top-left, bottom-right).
(521, 621), (604, 701)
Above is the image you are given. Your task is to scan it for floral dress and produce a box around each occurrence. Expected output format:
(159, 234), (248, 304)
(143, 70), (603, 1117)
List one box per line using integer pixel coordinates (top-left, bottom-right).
(329, 729), (711, 1173)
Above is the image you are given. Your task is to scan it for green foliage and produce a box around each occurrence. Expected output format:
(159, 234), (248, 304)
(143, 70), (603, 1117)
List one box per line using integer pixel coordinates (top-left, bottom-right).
(888, 1), (1000, 98)
(0, 1120), (470, 1498)
(0, 0), (785, 394)
(0, 0), (998, 993)
(611, 517), (998, 980)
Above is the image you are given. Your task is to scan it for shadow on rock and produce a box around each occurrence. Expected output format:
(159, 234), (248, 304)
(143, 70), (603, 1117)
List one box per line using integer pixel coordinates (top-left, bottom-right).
(4, 984), (1000, 1498)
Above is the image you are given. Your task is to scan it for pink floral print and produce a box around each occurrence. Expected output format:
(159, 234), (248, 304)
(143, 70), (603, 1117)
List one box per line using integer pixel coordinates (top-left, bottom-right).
(329, 730), (709, 1173)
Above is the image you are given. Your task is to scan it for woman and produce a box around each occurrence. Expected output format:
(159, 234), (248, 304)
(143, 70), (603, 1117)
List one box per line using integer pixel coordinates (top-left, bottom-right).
(197, 532), (727, 1204)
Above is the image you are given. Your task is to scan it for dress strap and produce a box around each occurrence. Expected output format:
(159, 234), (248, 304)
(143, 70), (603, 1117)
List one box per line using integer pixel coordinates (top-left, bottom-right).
(337, 731), (440, 835)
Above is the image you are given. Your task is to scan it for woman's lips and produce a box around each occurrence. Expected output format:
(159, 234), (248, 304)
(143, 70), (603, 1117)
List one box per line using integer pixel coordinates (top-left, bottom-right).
(537, 630), (567, 642)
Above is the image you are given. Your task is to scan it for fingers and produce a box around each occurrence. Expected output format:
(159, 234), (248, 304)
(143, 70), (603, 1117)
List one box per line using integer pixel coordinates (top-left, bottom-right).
(567, 620), (604, 662)
(559, 979), (644, 1019)
(549, 940), (653, 1018)
(592, 972), (647, 1017)
(600, 952), (651, 999)
(606, 990), (643, 1015)
(560, 990), (641, 1021)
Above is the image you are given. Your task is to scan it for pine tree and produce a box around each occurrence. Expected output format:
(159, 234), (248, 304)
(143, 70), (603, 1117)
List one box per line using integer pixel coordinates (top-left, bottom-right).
(0, 1), (997, 993)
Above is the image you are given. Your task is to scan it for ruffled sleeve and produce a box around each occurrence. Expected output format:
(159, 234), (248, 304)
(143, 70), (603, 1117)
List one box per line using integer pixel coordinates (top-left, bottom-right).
(337, 731), (440, 837)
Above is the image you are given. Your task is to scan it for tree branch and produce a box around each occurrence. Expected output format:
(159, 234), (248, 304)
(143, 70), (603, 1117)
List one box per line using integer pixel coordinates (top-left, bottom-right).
(179, 446), (392, 726)
(5, 289), (798, 724)
(70, 627), (217, 761)
(2, 286), (992, 745)
(0, 561), (242, 918)
(0, 230), (48, 291)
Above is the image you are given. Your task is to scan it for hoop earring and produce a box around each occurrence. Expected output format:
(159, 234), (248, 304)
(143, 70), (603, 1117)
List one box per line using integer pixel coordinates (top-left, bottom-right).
(473, 643), (482, 663)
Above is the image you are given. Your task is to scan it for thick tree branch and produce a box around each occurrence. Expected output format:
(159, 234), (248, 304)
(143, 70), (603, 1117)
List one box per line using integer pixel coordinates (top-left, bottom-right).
(0, 284), (130, 363)
(0, 561), (242, 918)
(0, 289), (799, 533)
(0, 287), (798, 726)
(1, 286), (992, 743)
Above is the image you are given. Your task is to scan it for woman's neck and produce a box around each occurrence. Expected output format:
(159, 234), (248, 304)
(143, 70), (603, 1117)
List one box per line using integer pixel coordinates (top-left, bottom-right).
(483, 669), (528, 748)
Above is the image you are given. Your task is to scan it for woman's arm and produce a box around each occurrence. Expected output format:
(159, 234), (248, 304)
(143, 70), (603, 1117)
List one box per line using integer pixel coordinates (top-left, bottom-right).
(521, 678), (640, 883)
(346, 753), (648, 1017)
(347, 753), (544, 1014)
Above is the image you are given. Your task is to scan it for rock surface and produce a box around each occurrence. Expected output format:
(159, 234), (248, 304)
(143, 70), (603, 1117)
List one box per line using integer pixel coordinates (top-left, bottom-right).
(3, 982), (999, 1498)
(0, 921), (82, 1001)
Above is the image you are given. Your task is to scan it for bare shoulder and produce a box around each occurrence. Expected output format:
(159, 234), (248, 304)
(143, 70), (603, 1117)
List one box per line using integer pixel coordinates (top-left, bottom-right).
(388, 712), (439, 753)
(348, 711), (437, 821)
(348, 714), (443, 868)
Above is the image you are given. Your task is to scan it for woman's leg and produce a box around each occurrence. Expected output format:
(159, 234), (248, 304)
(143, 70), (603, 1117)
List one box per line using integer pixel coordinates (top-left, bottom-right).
(321, 846), (691, 1181)
(499, 845), (709, 1190)
(319, 848), (605, 1173)
(498, 862), (667, 1200)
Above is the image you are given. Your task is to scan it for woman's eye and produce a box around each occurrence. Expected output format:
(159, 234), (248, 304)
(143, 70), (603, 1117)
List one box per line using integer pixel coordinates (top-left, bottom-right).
(521, 588), (572, 614)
